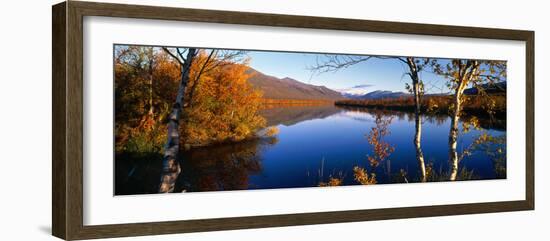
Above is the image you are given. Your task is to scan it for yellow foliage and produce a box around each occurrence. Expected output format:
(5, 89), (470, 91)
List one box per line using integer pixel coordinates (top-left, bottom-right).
(366, 115), (394, 168)
(319, 177), (343, 187)
(353, 166), (377, 185)
(265, 126), (280, 137)
(115, 47), (267, 152)
(462, 116), (480, 133)
(181, 53), (266, 147)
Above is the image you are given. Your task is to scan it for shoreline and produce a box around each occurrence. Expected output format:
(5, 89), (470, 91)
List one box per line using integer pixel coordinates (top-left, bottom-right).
(334, 96), (506, 120)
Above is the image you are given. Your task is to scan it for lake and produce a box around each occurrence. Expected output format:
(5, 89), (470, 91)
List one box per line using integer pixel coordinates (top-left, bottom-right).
(115, 104), (506, 195)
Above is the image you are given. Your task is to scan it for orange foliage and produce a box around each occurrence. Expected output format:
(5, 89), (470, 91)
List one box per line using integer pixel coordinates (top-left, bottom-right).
(115, 47), (267, 153)
(180, 52), (266, 147)
(319, 177), (343, 187)
(353, 166), (377, 185)
(152, 51), (181, 113)
(366, 114), (394, 168)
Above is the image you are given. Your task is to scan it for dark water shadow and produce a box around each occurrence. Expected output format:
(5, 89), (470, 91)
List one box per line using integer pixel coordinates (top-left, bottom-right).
(115, 137), (278, 195)
(173, 137), (278, 192)
(115, 151), (164, 195)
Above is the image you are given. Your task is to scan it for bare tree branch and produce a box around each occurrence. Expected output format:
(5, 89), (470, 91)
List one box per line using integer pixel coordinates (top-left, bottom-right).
(309, 55), (374, 74)
(204, 50), (247, 73)
(162, 47), (184, 65)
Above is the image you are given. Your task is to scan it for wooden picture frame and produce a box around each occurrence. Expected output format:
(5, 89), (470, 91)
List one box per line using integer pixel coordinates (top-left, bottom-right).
(52, 1), (534, 240)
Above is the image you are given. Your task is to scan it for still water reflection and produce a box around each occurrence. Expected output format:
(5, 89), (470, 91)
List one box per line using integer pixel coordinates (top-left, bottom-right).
(115, 104), (506, 195)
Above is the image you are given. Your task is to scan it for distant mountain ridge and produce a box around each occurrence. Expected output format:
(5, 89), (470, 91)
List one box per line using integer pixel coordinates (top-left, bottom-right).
(337, 84), (376, 98)
(357, 90), (411, 100)
(246, 68), (343, 100)
(246, 66), (506, 101)
(342, 81), (506, 100)
(464, 81), (506, 95)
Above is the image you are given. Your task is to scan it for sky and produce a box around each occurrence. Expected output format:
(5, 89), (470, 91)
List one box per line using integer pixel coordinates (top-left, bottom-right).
(114, 44), (502, 95)
(246, 50), (451, 94)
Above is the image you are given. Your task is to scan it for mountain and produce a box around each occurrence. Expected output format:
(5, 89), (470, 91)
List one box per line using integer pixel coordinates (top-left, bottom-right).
(246, 68), (343, 100)
(346, 80), (506, 100)
(358, 90), (411, 100)
(337, 84), (376, 98)
(464, 81), (506, 95)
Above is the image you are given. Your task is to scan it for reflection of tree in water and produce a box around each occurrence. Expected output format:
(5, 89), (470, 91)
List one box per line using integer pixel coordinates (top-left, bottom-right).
(423, 131), (506, 182)
(423, 114), (448, 126)
(115, 137), (277, 194)
(455, 117), (506, 180)
(174, 137), (278, 192)
(321, 106), (507, 185)
(464, 133), (506, 179)
(487, 135), (506, 179)
(318, 111), (396, 187)
(353, 113), (395, 185)
(336, 105), (504, 131)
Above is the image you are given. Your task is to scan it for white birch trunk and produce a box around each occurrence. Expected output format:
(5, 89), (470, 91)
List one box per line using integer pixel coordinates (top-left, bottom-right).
(413, 82), (426, 182)
(406, 58), (427, 182)
(449, 61), (478, 181)
(448, 83), (466, 181)
(159, 48), (196, 193)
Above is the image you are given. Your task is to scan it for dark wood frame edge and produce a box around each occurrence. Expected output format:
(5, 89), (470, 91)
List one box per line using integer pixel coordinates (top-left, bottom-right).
(52, 1), (67, 239)
(52, 1), (535, 240)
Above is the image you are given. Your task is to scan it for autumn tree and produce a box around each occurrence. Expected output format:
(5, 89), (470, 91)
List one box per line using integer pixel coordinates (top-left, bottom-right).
(432, 59), (506, 180)
(180, 53), (266, 147)
(114, 46), (153, 127)
(151, 50), (183, 117)
(114, 45), (267, 193)
(114, 46), (162, 151)
(185, 50), (247, 107)
(366, 114), (394, 168)
(158, 48), (255, 192)
(352, 113), (394, 185)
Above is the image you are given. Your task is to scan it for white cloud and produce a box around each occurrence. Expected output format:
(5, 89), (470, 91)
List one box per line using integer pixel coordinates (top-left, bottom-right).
(336, 84), (377, 96)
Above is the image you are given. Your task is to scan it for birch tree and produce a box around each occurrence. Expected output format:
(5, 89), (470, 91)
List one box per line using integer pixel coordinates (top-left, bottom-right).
(403, 57), (428, 182)
(432, 59), (506, 181)
(158, 48), (247, 192)
(311, 55), (429, 181)
(158, 47), (197, 193)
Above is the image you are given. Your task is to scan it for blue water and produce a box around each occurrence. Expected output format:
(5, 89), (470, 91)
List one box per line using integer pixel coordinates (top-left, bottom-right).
(115, 104), (506, 195)
(176, 105), (506, 192)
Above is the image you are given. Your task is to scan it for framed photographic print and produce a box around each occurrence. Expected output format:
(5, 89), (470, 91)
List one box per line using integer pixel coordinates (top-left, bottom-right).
(52, 1), (534, 240)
